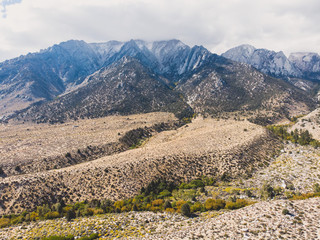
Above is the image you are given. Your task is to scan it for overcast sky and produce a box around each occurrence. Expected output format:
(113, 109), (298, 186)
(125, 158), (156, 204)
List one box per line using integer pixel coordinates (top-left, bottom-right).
(0, 0), (320, 61)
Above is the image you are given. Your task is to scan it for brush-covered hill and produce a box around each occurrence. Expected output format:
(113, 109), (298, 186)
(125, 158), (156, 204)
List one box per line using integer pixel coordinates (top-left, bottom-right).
(0, 117), (280, 214)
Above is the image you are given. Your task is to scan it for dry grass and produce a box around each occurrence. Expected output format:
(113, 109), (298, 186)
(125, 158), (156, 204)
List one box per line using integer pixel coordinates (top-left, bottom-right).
(0, 116), (279, 214)
(0, 112), (176, 175)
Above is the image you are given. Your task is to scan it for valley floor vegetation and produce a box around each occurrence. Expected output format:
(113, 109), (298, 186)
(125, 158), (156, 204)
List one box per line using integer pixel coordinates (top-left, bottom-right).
(1, 174), (320, 232)
(0, 177), (255, 229)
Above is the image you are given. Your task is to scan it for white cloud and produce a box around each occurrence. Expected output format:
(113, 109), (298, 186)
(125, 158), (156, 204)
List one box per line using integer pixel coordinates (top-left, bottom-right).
(1, 0), (22, 18)
(0, 0), (320, 61)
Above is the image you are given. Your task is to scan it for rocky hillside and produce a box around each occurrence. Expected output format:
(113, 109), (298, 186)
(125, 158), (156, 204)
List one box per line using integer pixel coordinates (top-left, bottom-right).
(0, 117), (280, 214)
(289, 52), (320, 81)
(290, 108), (320, 140)
(2, 197), (319, 239)
(0, 40), (102, 118)
(222, 44), (320, 86)
(2, 134), (320, 239)
(1, 39), (319, 123)
(7, 54), (317, 124)
(11, 57), (193, 123)
(0, 39), (210, 118)
(222, 44), (301, 79)
(178, 54), (315, 116)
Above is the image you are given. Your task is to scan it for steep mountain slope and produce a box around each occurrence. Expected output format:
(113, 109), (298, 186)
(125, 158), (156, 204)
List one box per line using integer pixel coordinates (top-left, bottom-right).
(1, 39), (318, 123)
(13, 57), (192, 123)
(0, 39), (210, 118)
(6, 51), (317, 124)
(103, 39), (211, 81)
(222, 44), (301, 79)
(178, 54), (315, 117)
(289, 52), (320, 81)
(0, 40), (103, 118)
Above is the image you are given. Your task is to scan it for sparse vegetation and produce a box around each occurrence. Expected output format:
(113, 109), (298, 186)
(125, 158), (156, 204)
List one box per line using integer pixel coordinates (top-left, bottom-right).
(0, 177), (256, 228)
(282, 209), (289, 215)
(41, 233), (99, 240)
(267, 125), (320, 147)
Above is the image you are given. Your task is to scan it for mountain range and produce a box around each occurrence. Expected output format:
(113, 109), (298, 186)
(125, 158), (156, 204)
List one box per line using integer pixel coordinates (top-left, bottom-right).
(222, 44), (320, 82)
(1, 39), (319, 123)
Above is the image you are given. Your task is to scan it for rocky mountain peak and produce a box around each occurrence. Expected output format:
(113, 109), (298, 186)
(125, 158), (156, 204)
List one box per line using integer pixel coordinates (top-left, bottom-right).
(289, 52), (320, 72)
(0, 39), (318, 122)
(222, 45), (301, 79)
(222, 44), (256, 62)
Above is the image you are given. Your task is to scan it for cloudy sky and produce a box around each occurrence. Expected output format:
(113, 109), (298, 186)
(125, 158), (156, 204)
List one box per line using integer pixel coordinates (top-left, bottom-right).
(0, 0), (319, 61)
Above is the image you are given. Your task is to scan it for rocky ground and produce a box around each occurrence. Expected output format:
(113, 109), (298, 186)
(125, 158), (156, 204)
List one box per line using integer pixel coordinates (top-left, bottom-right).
(291, 108), (320, 140)
(155, 197), (320, 240)
(242, 143), (320, 193)
(1, 197), (319, 239)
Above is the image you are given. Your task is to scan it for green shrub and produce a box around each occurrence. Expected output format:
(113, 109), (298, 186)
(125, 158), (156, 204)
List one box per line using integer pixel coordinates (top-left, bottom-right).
(273, 186), (283, 196)
(204, 199), (226, 210)
(78, 233), (99, 240)
(66, 209), (76, 221)
(201, 176), (216, 186)
(284, 191), (294, 199)
(37, 204), (51, 217)
(158, 189), (171, 198)
(225, 199), (251, 210)
(83, 207), (94, 216)
(191, 202), (204, 212)
(282, 209), (289, 215)
(179, 183), (192, 189)
(42, 235), (74, 240)
(260, 183), (275, 199)
(132, 204), (139, 211)
(53, 203), (63, 214)
(163, 200), (172, 209)
(10, 216), (24, 225)
(220, 172), (230, 182)
(189, 179), (205, 188)
(245, 190), (252, 197)
(313, 183), (320, 193)
(0, 218), (10, 228)
(44, 211), (60, 220)
(181, 203), (191, 217)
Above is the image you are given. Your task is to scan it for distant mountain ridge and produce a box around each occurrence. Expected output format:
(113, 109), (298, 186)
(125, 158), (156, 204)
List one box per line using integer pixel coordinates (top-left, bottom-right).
(15, 57), (193, 123)
(222, 44), (301, 79)
(0, 40), (319, 123)
(289, 52), (320, 81)
(0, 39), (210, 118)
(222, 44), (320, 82)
